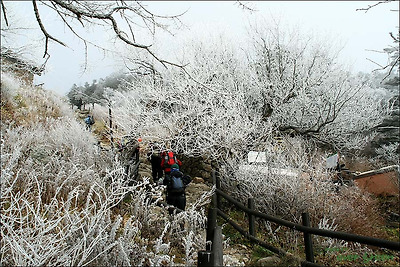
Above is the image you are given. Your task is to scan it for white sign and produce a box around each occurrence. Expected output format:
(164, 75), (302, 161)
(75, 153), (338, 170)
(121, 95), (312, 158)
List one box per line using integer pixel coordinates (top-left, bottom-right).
(248, 151), (267, 163)
(239, 165), (299, 177)
(326, 154), (338, 169)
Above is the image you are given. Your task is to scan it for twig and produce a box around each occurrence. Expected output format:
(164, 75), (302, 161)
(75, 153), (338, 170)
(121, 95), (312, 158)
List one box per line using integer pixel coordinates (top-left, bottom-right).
(32, 0), (66, 58)
(235, 0), (258, 12)
(356, 0), (394, 13)
(1, 0), (9, 27)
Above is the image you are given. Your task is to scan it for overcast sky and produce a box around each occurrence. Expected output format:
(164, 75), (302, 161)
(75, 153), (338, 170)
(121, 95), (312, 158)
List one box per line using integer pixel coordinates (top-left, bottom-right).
(3, 1), (398, 95)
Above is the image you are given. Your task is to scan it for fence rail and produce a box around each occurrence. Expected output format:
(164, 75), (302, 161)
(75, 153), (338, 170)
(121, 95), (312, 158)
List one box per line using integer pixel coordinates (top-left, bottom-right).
(198, 171), (400, 266)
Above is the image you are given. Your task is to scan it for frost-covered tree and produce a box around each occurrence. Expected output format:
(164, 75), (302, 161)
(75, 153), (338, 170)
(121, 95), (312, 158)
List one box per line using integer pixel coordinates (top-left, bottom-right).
(247, 23), (392, 151)
(109, 33), (273, 163)
(108, 27), (390, 162)
(0, 2), (45, 75)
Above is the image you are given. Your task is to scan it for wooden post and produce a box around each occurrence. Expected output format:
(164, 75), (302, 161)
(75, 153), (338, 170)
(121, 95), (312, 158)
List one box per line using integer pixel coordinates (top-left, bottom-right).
(206, 207), (217, 249)
(108, 104), (114, 147)
(302, 212), (314, 263)
(215, 173), (222, 210)
(212, 226), (224, 266)
(248, 198), (255, 237)
(212, 171), (217, 208)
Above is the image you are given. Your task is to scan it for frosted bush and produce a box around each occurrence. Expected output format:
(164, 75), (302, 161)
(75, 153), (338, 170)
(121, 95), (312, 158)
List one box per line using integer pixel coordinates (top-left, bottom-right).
(375, 143), (400, 165)
(316, 217), (348, 251)
(0, 117), (203, 265)
(220, 136), (332, 221)
(1, 81), (207, 266)
(0, 71), (20, 103)
(219, 134), (385, 243)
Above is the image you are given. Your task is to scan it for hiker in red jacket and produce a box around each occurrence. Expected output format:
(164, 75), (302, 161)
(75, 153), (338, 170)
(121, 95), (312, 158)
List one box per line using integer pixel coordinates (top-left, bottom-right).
(160, 150), (182, 177)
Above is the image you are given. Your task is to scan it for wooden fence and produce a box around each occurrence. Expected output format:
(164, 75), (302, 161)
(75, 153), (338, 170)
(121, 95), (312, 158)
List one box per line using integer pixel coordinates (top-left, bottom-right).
(198, 171), (400, 266)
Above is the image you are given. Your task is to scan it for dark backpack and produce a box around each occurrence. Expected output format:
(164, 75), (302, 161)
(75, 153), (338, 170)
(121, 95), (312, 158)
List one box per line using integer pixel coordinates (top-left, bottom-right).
(170, 175), (184, 193)
(164, 151), (177, 167)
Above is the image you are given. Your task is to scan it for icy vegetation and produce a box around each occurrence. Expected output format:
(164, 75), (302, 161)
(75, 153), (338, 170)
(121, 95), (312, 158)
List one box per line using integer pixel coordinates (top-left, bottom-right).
(0, 71), (209, 266)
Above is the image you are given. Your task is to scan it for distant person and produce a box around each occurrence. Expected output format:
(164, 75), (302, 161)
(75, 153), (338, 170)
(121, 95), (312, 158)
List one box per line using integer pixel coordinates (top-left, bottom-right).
(160, 150), (182, 178)
(163, 164), (191, 214)
(84, 114), (95, 132)
(147, 143), (163, 184)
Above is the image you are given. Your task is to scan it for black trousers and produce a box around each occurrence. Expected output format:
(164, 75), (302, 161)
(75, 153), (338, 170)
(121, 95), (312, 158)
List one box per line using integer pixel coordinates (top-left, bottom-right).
(150, 155), (163, 183)
(166, 193), (186, 214)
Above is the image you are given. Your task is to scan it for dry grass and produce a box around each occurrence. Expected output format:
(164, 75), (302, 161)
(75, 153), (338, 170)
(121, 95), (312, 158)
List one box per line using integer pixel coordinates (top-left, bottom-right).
(1, 71), (208, 266)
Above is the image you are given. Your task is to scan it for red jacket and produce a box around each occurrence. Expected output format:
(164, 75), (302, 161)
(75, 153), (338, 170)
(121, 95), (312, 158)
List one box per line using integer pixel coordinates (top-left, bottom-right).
(160, 151), (182, 173)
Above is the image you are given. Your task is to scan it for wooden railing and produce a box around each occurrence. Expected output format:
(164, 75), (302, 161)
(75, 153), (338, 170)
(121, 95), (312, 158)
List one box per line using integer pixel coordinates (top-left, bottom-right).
(198, 171), (400, 266)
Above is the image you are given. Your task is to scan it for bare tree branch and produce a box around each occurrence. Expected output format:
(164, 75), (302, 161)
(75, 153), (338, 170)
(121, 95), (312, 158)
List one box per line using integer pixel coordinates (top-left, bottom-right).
(356, 0), (394, 13)
(235, 1), (258, 12)
(2, 1), (187, 68)
(382, 55), (399, 80)
(389, 31), (399, 42)
(32, 0), (66, 58)
(1, 0), (9, 27)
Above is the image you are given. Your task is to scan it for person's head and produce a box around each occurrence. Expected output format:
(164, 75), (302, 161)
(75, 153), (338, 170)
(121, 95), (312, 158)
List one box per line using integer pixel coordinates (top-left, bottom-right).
(171, 163), (179, 170)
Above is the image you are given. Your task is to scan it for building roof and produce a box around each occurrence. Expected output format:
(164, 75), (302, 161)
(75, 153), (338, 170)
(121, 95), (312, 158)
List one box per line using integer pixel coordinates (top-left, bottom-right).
(1, 48), (44, 76)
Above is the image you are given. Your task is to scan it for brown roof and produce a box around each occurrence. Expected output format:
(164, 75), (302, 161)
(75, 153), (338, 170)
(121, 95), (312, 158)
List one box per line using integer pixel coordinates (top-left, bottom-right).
(1, 49), (44, 76)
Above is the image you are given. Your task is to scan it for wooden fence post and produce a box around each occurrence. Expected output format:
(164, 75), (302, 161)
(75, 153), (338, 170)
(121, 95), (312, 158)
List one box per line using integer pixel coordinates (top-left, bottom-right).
(215, 172), (222, 210)
(108, 104), (114, 147)
(212, 226), (224, 266)
(206, 207), (217, 250)
(212, 171), (217, 208)
(248, 198), (255, 237)
(302, 212), (315, 263)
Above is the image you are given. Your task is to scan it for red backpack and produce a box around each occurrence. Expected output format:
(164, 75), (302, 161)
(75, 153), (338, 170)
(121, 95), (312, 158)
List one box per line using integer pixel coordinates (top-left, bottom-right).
(164, 151), (177, 166)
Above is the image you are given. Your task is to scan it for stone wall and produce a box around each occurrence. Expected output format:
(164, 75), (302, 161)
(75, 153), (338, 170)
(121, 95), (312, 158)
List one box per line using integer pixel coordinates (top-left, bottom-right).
(137, 152), (218, 183)
(177, 154), (218, 182)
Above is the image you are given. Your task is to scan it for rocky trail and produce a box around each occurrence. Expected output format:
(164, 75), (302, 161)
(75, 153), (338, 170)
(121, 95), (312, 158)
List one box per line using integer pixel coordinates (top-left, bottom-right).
(80, 111), (280, 266)
(136, 151), (256, 266)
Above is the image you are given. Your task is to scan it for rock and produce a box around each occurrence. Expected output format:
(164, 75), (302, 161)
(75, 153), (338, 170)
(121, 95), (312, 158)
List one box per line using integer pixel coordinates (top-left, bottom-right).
(192, 177), (205, 184)
(200, 171), (212, 181)
(185, 183), (212, 208)
(202, 163), (213, 172)
(139, 171), (152, 178)
(140, 164), (152, 172)
(256, 256), (281, 266)
(150, 205), (168, 219)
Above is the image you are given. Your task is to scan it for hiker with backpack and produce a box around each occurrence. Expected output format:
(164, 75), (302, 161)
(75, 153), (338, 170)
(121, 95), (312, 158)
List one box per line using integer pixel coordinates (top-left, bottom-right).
(147, 143), (163, 185)
(160, 150), (182, 178)
(163, 163), (191, 214)
(84, 114), (95, 132)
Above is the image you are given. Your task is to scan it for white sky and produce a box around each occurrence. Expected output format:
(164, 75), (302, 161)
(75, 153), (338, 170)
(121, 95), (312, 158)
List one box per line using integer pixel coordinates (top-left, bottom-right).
(2, 1), (398, 95)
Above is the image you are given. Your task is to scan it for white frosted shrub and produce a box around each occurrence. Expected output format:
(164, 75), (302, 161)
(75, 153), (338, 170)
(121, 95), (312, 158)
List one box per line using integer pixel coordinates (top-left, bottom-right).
(0, 118), (204, 265)
(0, 71), (20, 103)
(374, 142), (400, 165)
(220, 136), (346, 223)
(1, 82), (207, 266)
(90, 103), (109, 125)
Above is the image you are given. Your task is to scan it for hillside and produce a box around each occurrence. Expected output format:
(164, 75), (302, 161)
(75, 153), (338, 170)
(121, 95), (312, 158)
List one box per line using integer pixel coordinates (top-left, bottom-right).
(2, 71), (399, 266)
(0, 72), (216, 266)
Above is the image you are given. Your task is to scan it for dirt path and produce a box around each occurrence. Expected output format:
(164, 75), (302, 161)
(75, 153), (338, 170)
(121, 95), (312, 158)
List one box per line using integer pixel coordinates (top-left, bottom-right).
(84, 119), (251, 265)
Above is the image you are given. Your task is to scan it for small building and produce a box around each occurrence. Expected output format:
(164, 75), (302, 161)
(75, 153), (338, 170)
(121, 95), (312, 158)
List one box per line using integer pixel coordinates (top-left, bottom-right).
(353, 165), (399, 196)
(1, 49), (44, 85)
